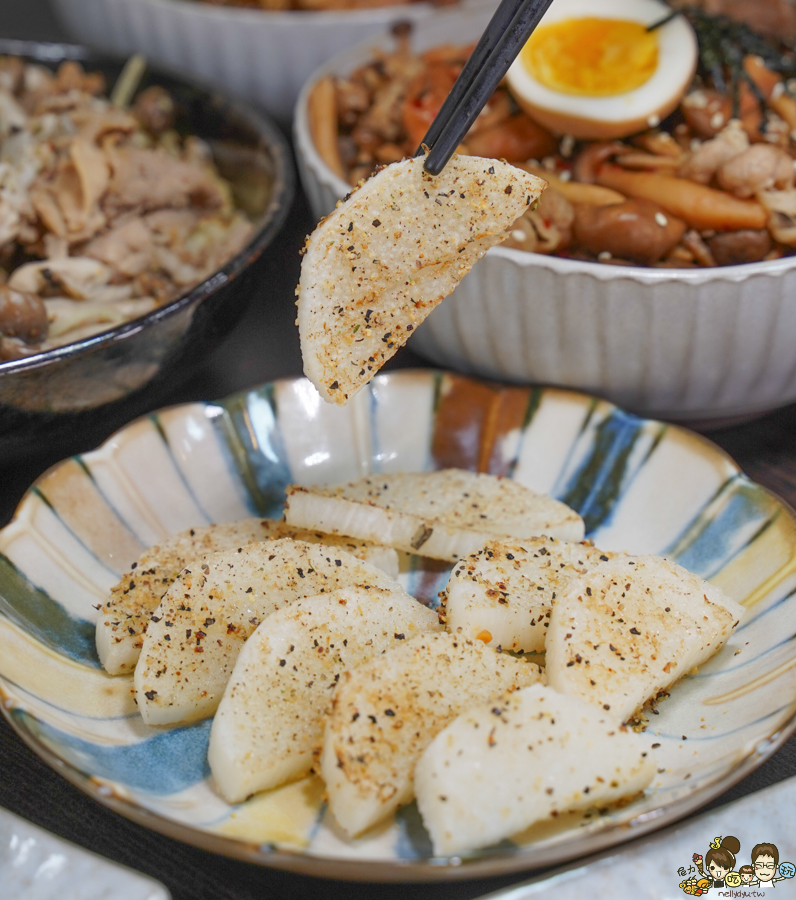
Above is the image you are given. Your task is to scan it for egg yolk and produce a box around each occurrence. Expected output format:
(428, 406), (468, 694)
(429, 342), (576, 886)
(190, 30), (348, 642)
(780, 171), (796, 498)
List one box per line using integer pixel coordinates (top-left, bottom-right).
(520, 18), (658, 96)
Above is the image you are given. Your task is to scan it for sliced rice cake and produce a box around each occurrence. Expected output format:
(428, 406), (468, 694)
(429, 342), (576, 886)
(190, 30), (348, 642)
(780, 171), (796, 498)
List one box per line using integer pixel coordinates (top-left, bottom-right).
(321, 631), (542, 836)
(208, 585), (441, 803)
(444, 537), (619, 652)
(296, 155), (545, 405)
(134, 538), (405, 726)
(545, 555), (744, 723)
(98, 517), (397, 675)
(415, 682), (655, 856)
(285, 470), (584, 563)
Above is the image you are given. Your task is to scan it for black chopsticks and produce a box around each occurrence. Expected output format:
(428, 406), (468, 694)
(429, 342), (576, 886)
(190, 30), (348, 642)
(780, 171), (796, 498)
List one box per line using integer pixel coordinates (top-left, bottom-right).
(418, 0), (557, 176)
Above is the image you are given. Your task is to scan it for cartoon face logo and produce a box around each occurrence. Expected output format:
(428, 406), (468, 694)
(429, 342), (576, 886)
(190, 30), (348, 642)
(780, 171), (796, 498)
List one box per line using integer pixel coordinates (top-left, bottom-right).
(681, 837), (793, 894)
(708, 859), (731, 881)
(752, 844), (780, 884)
(749, 844), (796, 884)
(738, 865), (755, 885)
(703, 835), (741, 884)
(756, 855), (777, 882)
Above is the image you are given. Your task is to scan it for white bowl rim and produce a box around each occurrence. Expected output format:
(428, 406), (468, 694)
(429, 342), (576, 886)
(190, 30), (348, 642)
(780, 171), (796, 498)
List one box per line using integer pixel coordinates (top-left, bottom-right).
(293, 17), (796, 287)
(122, 0), (477, 26)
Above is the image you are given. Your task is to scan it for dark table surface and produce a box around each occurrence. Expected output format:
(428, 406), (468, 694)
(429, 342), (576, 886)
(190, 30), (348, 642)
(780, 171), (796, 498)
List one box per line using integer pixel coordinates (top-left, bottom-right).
(2, 3), (796, 898)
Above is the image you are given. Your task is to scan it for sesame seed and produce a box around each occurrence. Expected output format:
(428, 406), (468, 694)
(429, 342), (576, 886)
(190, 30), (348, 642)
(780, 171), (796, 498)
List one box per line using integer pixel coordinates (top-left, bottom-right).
(684, 90), (707, 109)
(654, 212), (668, 227)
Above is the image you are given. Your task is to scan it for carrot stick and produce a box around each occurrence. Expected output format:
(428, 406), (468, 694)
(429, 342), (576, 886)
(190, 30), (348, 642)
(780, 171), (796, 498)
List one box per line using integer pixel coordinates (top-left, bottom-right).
(743, 54), (781, 97)
(744, 54), (796, 130)
(308, 76), (346, 182)
(615, 152), (681, 170)
(594, 164), (767, 231)
(520, 163), (624, 206)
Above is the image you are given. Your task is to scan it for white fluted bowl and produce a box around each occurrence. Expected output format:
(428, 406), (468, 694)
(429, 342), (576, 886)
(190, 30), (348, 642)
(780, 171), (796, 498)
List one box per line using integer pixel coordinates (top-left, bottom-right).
(50, 0), (494, 123)
(294, 9), (796, 423)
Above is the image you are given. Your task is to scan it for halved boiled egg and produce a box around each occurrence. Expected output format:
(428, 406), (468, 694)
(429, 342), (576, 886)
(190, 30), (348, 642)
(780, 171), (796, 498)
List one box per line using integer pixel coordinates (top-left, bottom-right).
(506, 0), (698, 139)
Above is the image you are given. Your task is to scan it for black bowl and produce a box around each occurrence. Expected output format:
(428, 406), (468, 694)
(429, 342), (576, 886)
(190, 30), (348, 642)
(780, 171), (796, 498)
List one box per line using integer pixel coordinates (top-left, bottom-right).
(0, 39), (294, 460)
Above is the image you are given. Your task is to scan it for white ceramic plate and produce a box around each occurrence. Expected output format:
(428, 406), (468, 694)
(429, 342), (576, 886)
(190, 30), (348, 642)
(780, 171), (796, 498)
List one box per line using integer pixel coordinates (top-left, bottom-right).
(477, 777), (796, 900)
(0, 805), (170, 900)
(1, 370), (796, 880)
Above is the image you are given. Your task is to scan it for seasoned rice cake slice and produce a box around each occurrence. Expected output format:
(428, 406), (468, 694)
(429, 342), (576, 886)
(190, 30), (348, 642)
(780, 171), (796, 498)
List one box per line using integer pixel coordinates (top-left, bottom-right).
(285, 469), (584, 562)
(545, 555), (744, 723)
(415, 683), (655, 856)
(296, 154), (545, 404)
(134, 538), (405, 726)
(208, 585), (441, 803)
(97, 518), (398, 675)
(321, 631), (542, 836)
(444, 537), (619, 653)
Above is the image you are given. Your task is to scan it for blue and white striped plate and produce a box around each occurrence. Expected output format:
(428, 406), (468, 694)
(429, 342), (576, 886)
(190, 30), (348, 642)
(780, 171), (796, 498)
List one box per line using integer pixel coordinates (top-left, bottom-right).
(2, 370), (795, 881)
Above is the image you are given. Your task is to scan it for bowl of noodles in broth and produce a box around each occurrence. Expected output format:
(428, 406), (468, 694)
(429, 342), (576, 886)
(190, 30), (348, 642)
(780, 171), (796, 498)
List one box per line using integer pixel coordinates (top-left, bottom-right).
(294, 0), (796, 424)
(0, 40), (293, 459)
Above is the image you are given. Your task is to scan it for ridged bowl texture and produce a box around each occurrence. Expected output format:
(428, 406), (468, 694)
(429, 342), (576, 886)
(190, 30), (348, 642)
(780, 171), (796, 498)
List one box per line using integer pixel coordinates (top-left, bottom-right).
(293, 9), (796, 423)
(51, 0), (495, 122)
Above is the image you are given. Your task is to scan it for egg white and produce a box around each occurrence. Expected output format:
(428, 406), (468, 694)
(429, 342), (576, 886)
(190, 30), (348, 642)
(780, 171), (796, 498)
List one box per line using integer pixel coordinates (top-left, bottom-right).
(506, 0), (698, 139)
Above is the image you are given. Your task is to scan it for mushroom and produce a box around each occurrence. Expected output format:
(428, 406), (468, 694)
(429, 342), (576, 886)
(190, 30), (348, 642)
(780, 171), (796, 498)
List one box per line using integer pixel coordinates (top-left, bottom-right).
(707, 229), (773, 265)
(8, 257), (113, 300)
(572, 199), (687, 265)
(0, 284), (48, 344)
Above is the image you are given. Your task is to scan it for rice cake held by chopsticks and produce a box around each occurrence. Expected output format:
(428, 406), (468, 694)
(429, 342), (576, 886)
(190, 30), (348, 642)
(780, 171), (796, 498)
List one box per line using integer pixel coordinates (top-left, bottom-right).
(296, 155), (546, 405)
(284, 470), (585, 562)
